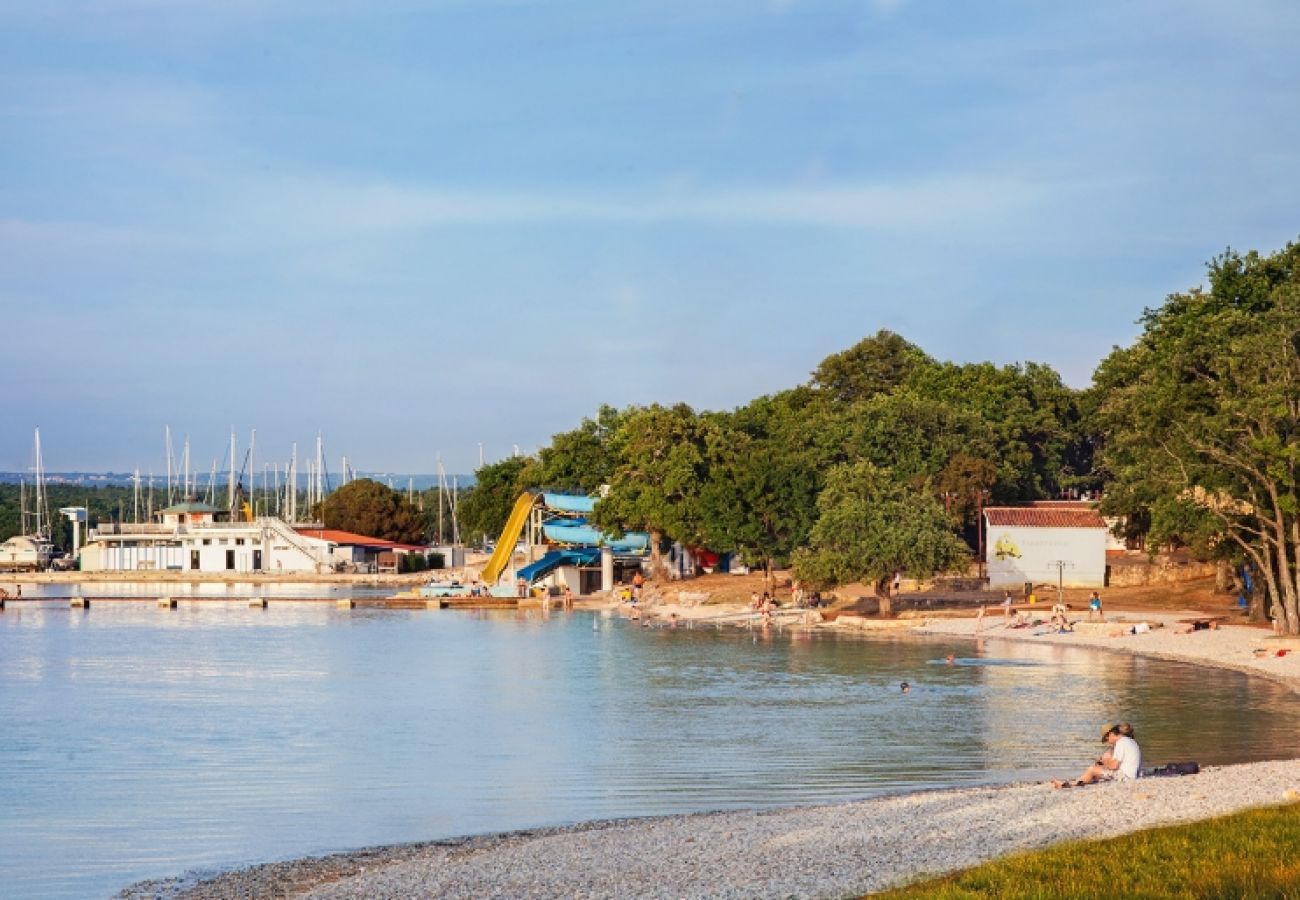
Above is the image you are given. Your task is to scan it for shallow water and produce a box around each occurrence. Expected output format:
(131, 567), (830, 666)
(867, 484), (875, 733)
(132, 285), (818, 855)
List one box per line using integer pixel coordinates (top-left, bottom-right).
(0, 603), (1295, 899)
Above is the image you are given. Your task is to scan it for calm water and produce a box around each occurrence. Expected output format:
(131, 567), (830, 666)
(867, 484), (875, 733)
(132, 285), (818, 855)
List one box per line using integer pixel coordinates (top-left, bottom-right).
(1, 601), (1297, 899)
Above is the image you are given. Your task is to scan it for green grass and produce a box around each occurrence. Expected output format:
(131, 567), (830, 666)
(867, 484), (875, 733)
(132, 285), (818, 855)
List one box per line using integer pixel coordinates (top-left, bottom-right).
(871, 804), (1300, 899)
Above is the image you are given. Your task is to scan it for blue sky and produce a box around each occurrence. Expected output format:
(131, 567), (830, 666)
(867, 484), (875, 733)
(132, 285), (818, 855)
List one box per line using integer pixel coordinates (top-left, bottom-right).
(4, 0), (1299, 474)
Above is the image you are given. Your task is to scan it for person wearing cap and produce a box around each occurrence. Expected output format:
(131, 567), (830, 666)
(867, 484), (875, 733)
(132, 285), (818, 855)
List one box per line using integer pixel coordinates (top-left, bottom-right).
(1053, 723), (1141, 788)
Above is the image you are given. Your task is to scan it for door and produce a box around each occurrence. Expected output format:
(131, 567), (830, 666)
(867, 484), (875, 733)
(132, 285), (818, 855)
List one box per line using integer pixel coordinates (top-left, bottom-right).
(225, 549), (235, 571)
(190, 550), (200, 570)
(253, 549), (262, 571)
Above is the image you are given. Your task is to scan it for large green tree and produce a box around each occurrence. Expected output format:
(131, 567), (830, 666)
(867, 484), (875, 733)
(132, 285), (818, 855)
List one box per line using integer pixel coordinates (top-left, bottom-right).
(1097, 241), (1300, 632)
(533, 404), (628, 492)
(593, 403), (727, 577)
(315, 478), (427, 544)
(458, 456), (535, 546)
(810, 330), (934, 402)
(792, 461), (969, 598)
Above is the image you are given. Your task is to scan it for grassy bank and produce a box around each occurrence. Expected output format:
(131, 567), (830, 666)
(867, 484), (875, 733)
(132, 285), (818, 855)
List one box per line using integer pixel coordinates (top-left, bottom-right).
(873, 803), (1300, 899)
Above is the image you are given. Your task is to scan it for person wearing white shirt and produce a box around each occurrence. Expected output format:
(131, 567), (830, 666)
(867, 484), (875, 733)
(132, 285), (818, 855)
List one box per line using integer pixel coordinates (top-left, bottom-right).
(1053, 723), (1141, 788)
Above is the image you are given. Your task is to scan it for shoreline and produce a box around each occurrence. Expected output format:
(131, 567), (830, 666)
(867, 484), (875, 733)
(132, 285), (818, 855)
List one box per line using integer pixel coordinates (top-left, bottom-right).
(119, 760), (1300, 899)
(116, 602), (1300, 899)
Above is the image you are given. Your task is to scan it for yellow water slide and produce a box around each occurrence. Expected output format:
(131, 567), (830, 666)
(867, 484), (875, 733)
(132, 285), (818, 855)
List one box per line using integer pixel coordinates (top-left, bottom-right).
(481, 492), (537, 585)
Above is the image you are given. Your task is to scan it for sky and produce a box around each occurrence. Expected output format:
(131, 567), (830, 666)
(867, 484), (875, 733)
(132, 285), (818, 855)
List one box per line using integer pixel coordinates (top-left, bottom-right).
(3, 0), (1299, 474)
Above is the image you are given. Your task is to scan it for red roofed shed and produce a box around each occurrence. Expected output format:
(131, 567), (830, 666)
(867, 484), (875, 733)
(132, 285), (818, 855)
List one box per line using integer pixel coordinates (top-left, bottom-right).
(983, 505), (1107, 589)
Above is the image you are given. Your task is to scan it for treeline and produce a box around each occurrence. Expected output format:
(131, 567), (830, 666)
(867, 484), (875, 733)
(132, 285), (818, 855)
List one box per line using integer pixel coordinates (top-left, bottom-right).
(459, 238), (1300, 634)
(460, 330), (1095, 596)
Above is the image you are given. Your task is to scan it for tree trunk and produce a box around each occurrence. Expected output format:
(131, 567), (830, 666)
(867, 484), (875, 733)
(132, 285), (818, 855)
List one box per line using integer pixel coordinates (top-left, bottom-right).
(875, 575), (893, 617)
(1214, 560), (1233, 594)
(649, 529), (668, 581)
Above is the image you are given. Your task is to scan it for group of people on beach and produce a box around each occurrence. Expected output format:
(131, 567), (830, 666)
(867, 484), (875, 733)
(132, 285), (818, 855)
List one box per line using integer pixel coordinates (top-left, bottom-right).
(1053, 723), (1142, 789)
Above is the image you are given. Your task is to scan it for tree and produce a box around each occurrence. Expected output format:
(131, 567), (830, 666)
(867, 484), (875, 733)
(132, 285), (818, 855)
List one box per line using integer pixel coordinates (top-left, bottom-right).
(592, 404), (724, 577)
(1096, 240), (1300, 633)
(315, 479), (426, 544)
(534, 405), (629, 492)
(792, 462), (969, 598)
(810, 330), (933, 402)
(458, 456), (535, 547)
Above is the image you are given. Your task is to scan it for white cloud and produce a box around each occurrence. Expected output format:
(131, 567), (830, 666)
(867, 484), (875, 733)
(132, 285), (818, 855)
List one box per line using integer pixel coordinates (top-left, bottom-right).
(225, 170), (1047, 238)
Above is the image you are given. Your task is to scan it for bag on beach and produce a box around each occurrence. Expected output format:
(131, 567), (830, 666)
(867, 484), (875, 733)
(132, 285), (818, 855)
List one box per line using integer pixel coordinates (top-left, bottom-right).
(1148, 761), (1200, 777)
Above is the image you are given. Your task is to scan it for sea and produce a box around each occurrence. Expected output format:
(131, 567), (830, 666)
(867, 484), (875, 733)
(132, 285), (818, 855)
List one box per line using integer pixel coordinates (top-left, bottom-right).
(1, 596), (1296, 898)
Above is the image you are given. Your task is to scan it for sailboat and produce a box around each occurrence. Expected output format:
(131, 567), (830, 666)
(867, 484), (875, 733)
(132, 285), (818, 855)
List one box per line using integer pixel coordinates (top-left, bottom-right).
(0, 428), (55, 572)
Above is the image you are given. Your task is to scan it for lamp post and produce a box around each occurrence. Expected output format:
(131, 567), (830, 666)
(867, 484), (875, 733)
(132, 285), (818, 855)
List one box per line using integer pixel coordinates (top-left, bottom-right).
(1047, 559), (1075, 603)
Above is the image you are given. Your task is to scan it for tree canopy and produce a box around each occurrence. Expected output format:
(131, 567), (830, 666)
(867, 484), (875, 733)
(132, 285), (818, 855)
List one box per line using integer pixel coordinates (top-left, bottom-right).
(315, 478), (426, 545)
(1096, 241), (1300, 633)
(792, 462), (970, 594)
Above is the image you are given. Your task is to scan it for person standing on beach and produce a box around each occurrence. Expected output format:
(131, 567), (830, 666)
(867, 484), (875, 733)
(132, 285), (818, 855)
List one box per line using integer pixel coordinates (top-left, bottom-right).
(1002, 592), (1013, 620)
(976, 604), (986, 633)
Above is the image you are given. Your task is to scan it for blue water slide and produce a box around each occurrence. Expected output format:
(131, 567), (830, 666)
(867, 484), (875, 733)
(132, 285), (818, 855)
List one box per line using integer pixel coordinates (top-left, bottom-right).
(541, 493), (597, 514)
(542, 523), (650, 553)
(517, 548), (601, 584)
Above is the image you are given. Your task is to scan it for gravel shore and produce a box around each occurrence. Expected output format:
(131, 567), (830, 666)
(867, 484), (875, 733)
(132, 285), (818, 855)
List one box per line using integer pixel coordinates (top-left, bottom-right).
(118, 607), (1300, 900)
(120, 759), (1300, 899)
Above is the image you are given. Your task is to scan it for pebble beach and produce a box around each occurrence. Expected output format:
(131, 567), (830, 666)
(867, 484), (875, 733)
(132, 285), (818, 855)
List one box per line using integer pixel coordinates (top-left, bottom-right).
(118, 607), (1300, 899)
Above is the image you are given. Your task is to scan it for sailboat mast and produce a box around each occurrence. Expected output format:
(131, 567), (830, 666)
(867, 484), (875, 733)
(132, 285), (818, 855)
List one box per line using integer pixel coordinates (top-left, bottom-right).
(289, 443), (298, 523)
(228, 428), (236, 515)
(165, 425), (174, 506)
(33, 427), (47, 540)
(451, 474), (460, 545)
(436, 456), (445, 546)
(248, 428), (256, 519)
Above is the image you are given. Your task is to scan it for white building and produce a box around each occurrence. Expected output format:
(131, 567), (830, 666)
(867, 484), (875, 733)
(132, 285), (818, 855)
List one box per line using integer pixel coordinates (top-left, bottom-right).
(984, 503), (1108, 590)
(0, 535), (54, 572)
(79, 501), (335, 574)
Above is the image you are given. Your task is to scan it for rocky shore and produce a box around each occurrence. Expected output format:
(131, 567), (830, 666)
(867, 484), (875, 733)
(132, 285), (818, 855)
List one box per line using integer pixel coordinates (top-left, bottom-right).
(117, 602), (1300, 900)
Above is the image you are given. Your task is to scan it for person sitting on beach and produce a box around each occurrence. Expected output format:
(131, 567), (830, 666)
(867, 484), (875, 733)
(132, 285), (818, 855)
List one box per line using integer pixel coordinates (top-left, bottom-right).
(1088, 591), (1104, 621)
(1050, 602), (1072, 631)
(1053, 723), (1141, 788)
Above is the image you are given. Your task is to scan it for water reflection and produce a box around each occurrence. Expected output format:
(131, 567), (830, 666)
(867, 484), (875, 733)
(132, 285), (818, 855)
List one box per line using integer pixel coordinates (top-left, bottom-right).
(0, 607), (1295, 899)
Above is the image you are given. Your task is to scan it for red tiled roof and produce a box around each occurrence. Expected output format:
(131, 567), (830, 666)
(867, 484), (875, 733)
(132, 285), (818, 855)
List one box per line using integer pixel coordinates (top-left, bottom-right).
(295, 528), (425, 552)
(1029, 500), (1100, 509)
(984, 507), (1107, 529)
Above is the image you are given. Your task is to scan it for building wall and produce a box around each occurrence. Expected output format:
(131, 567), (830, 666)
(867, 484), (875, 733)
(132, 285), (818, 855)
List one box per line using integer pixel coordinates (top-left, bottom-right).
(985, 525), (1107, 588)
(81, 522), (329, 573)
